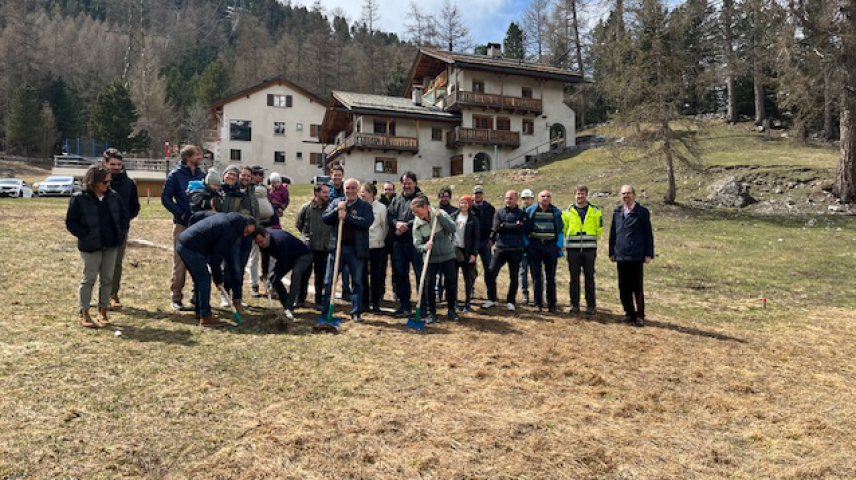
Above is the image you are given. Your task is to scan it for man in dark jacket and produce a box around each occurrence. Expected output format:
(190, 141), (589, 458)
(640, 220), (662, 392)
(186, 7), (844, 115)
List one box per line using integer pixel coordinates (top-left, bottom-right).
(386, 171), (426, 317)
(161, 145), (205, 311)
(379, 181), (398, 301)
(524, 190), (564, 312)
(321, 178), (373, 321)
(102, 149), (140, 310)
(326, 165), (349, 296)
(176, 212), (256, 327)
(255, 229), (312, 321)
(472, 186), (496, 294)
(484, 190), (528, 311)
(296, 182), (332, 307)
(608, 185), (655, 326)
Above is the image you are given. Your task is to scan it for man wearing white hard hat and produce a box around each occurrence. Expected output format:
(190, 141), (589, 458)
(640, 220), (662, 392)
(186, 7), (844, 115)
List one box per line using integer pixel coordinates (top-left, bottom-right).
(519, 189), (536, 305)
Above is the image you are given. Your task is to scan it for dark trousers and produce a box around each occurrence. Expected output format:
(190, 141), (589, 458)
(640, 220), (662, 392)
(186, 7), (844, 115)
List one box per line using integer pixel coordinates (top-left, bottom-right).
(176, 243), (212, 317)
(299, 250), (330, 306)
(426, 259), (457, 316)
(568, 249), (597, 309)
(486, 249), (524, 304)
(223, 242), (242, 302)
(477, 241), (493, 294)
(617, 261), (645, 319)
(393, 242), (424, 311)
(271, 252), (312, 311)
(362, 247), (388, 310)
(322, 246), (365, 316)
(456, 247), (477, 308)
(528, 240), (559, 308)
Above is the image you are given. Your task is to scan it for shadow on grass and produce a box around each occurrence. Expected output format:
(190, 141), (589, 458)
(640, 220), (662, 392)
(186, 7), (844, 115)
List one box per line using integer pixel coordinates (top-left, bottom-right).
(121, 306), (196, 325)
(579, 310), (747, 343)
(115, 324), (199, 346)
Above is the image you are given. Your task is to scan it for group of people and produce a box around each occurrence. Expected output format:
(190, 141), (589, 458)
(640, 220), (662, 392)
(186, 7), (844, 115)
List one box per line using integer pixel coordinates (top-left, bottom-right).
(66, 144), (655, 330)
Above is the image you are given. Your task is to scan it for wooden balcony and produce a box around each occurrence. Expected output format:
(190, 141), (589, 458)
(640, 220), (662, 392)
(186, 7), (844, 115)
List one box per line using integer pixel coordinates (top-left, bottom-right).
(328, 132), (419, 160)
(445, 90), (543, 114)
(447, 127), (521, 148)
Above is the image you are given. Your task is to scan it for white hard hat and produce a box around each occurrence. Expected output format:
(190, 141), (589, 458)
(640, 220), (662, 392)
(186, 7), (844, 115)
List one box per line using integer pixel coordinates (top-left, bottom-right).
(521, 189), (535, 198)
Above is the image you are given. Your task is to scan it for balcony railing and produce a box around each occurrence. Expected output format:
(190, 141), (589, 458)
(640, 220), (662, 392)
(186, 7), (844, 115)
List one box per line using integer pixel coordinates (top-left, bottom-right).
(54, 155), (170, 172)
(445, 90), (543, 114)
(329, 132), (419, 160)
(447, 127), (521, 148)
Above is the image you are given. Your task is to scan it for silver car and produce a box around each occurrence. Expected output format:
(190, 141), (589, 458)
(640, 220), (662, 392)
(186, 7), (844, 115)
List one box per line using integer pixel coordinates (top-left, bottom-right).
(36, 176), (82, 197)
(0, 179), (34, 198)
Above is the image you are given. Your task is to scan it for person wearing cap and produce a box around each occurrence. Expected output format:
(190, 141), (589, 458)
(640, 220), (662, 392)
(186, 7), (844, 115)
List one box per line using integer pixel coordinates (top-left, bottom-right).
(268, 172), (290, 215)
(563, 184), (603, 315)
(519, 189), (536, 305)
(188, 167), (222, 225)
(524, 190), (564, 312)
(471, 185), (496, 296)
(254, 228), (312, 322)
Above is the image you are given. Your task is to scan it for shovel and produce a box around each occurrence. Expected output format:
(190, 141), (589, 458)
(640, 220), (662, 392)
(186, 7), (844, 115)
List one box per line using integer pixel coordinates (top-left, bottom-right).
(315, 214), (344, 333)
(217, 285), (242, 327)
(406, 211), (439, 330)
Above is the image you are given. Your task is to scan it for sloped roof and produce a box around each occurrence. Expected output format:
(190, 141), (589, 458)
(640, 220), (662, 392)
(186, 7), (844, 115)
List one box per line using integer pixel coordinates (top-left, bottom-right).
(332, 91), (459, 120)
(209, 75), (327, 109)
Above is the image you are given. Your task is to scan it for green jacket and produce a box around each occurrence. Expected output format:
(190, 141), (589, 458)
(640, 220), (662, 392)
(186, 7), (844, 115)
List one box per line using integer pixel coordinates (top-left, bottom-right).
(413, 209), (457, 264)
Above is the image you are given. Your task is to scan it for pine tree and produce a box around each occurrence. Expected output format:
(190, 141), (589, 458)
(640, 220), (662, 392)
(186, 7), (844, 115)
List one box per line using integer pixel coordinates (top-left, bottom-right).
(195, 59), (230, 106)
(5, 84), (43, 155)
(43, 77), (82, 140)
(88, 80), (139, 152)
(503, 23), (526, 59)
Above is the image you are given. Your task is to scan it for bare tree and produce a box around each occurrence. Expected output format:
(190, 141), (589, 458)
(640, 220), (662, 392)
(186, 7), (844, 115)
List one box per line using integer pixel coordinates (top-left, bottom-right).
(721, 0), (738, 123)
(522, 0), (552, 61)
(405, 1), (437, 47)
(436, 0), (471, 52)
(361, 0), (381, 35)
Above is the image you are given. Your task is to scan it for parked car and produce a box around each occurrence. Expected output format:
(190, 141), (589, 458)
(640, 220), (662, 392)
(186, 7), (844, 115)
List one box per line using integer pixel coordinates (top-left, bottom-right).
(311, 175), (330, 185)
(36, 176), (82, 197)
(0, 179), (34, 198)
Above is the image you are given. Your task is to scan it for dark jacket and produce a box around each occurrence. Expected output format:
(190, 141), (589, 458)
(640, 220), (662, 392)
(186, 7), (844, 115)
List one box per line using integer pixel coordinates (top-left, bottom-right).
(161, 162), (205, 225)
(491, 205), (528, 251)
(439, 202), (460, 216)
(322, 197), (374, 259)
(328, 180), (345, 201)
(472, 201), (496, 246)
(189, 186), (222, 214)
(379, 193), (396, 207)
(66, 189), (130, 253)
(265, 230), (311, 279)
(608, 203), (655, 262)
(178, 212), (248, 285)
(386, 186), (425, 244)
(110, 170), (140, 220)
(214, 183), (260, 228)
(296, 200), (332, 251)
(453, 211), (481, 257)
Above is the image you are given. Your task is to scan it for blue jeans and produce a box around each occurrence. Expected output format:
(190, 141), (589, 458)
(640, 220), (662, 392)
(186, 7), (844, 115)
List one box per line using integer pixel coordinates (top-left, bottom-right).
(322, 245), (365, 316)
(519, 254), (530, 295)
(393, 242), (424, 311)
(176, 243), (212, 316)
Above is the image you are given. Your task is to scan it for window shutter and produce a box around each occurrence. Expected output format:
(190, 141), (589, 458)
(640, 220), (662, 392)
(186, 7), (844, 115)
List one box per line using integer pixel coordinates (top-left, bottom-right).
(267, 94), (274, 106)
(286, 95), (293, 107)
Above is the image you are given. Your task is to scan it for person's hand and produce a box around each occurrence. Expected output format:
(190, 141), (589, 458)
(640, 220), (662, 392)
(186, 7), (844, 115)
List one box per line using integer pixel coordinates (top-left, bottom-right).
(645, 256), (653, 264)
(426, 240), (433, 252)
(435, 208), (443, 216)
(396, 221), (409, 235)
(215, 283), (223, 291)
(610, 256), (616, 262)
(468, 255), (476, 264)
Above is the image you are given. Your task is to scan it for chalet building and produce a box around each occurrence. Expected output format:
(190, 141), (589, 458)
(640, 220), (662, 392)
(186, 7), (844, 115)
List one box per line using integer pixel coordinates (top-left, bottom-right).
(206, 76), (327, 184)
(320, 44), (584, 182)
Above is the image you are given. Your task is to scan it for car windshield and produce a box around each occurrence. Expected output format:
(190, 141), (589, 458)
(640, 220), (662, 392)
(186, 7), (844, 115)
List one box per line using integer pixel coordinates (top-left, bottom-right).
(0, 179), (21, 185)
(45, 176), (73, 182)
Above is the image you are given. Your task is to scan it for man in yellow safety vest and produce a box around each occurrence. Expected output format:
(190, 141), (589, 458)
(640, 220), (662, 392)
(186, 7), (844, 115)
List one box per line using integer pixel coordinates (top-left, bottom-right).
(562, 184), (603, 315)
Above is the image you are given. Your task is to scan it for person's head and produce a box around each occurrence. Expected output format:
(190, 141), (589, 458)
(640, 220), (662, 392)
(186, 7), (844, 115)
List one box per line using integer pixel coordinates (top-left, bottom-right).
(620, 184), (636, 206)
(410, 195), (430, 220)
(180, 145), (202, 167)
(521, 189), (535, 207)
(223, 165), (239, 186)
(360, 182), (377, 202)
(401, 171), (417, 195)
(83, 165), (112, 195)
(383, 182), (395, 197)
(253, 228), (270, 247)
(438, 186), (452, 206)
(331, 165), (344, 186)
(538, 190), (552, 209)
(458, 195), (473, 214)
(504, 190), (518, 209)
(269, 172), (283, 188)
(205, 167), (222, 190)
(314, 182), (331, 203)
(473, 186), (484, 204)
(244, 219), (258, 237)
(251, 165), (265, 185)
(344, 178), (360, 201)
(239, 166), (253, 187)
(102, 148), (123, 176)
(575, 184), (589, 206)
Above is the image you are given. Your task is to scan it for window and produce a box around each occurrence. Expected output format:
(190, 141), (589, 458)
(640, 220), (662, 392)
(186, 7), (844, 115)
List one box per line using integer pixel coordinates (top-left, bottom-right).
(267, 94), (293, 108)
(230, 149), (242, 162)
(431, 128), (442, 141)
(274, 151), (286, 164)
(310, 124), (321, 138)
(373, 121), (396, 135)
(310, 152), (322, 165)
(274, 122), (286, 136)
(496, 117), (511, 131)
(433, 167), (442, 178)
(296, 123), (303, 132)
(473, 116), (493, 130)
(229, 120), (252, 141)
(523, 119), (535, 135)
(522, 87), (533, 99)
(374, 158), (397, 174)
(296, 151), (303, 160)
(472, 81), (484, 93)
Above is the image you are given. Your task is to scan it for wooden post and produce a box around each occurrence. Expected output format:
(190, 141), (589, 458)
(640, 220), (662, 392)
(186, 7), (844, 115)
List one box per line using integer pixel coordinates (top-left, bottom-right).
(147, 188), (150, 204)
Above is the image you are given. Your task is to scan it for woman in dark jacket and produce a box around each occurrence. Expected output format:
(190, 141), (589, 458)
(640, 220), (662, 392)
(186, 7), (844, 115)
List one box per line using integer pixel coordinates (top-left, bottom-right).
(66, 165), (129, 328)
(453, 195), (480, 312)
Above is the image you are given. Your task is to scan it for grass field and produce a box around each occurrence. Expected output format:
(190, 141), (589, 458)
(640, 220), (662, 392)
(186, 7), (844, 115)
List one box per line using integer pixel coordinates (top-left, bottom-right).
(1, 127), (855, 479)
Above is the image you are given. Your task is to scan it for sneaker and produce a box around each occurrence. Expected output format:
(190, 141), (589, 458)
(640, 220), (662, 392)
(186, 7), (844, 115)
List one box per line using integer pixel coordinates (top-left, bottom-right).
(241, 301), (249, 308)
(585, 306), (596, 315)
(506, 303), (516, 312)
(426, 315), (437, 324)
(171, 301), (185, 311)
(448, 312), (461, 321)
(522, 293), (530, 305)
(633, 317), (645, 327)
(251, 286), (261, 298)
(351, 314), (363, 323)
(219, 293), (230, 308)
(284, 309), (294, 320)
(482, 300), (496, 309)
(461, 306), (472, 313)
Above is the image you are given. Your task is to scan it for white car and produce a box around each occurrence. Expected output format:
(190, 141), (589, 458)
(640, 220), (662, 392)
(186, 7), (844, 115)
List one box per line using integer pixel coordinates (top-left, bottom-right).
(0, 179), (34, 198)
(36, 176), (82, 197)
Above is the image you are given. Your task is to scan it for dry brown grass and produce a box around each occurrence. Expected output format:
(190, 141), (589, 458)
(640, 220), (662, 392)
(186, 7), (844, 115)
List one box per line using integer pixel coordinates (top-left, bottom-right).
(2, 151), (856, 479)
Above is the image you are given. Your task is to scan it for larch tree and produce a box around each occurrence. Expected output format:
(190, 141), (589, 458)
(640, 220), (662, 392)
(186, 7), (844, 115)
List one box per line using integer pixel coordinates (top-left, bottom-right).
(436, 0), (471, 52)
(522, 0), (552, 61)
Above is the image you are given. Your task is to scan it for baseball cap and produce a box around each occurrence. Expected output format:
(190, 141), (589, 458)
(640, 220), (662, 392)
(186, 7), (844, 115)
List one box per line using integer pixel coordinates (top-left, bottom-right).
(473, 186), (484, 194)
(521, 189), (534, 198)
(251, 165), (265, 175)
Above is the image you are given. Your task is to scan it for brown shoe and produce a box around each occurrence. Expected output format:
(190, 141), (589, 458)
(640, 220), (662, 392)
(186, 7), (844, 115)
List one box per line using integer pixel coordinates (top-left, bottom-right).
(79, 310), (98, 328)
(110, 295), (123, 310)
(199, 315), (228, 327)
(96, 308), (113, 327)
(234, 301), (247, 316)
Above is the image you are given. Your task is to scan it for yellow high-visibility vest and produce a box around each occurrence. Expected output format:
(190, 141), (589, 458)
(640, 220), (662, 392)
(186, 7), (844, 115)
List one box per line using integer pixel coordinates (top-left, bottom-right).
(562, 203), (603, 250)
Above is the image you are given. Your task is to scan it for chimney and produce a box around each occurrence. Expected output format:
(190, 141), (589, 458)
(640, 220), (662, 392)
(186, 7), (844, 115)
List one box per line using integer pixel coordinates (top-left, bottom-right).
(487, 43), (502, 58)
(412, 85), (423, 106)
